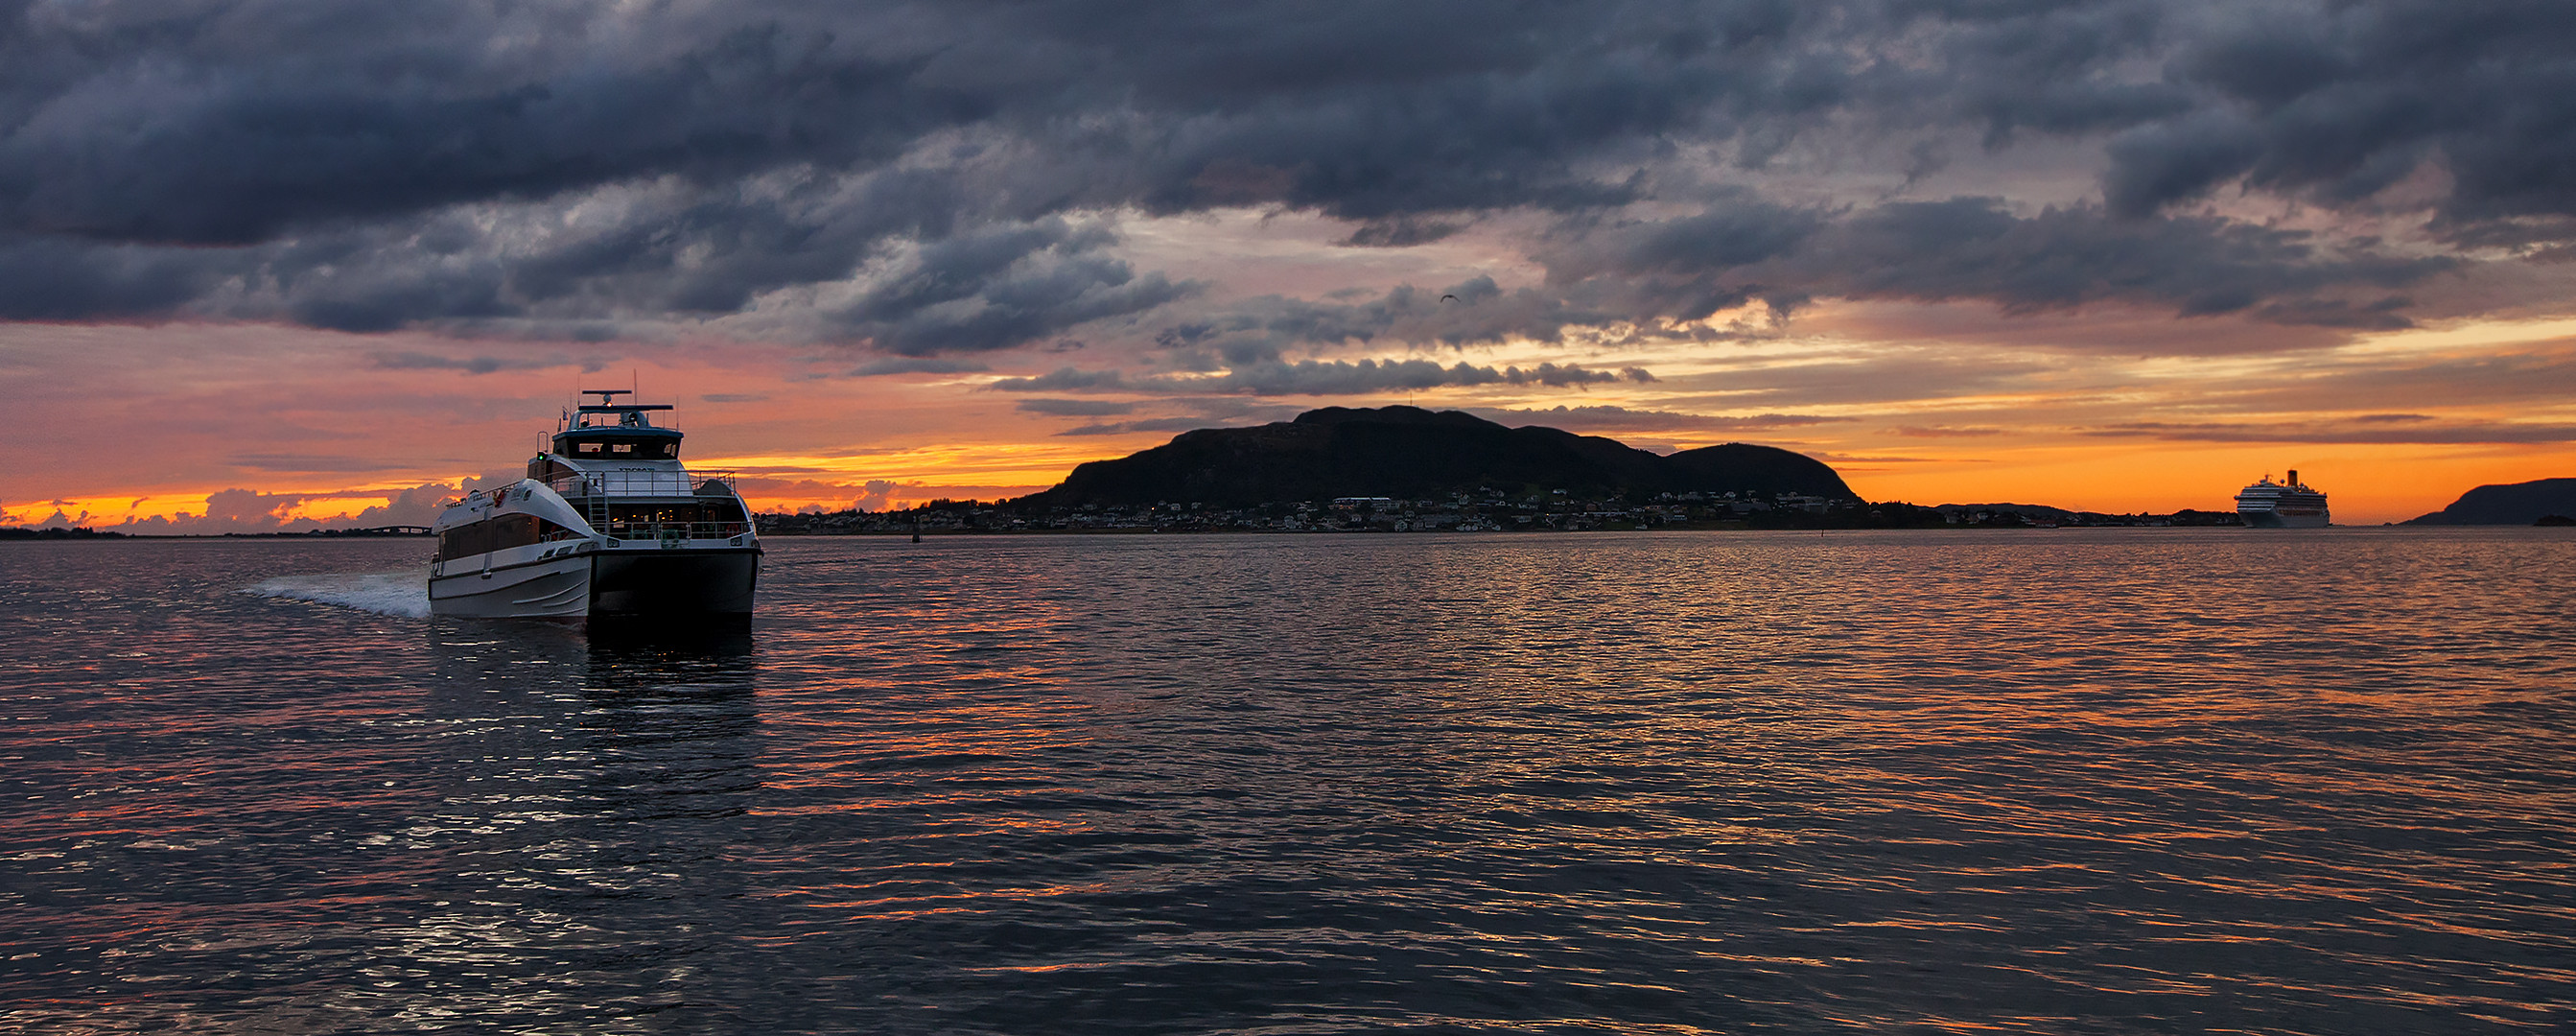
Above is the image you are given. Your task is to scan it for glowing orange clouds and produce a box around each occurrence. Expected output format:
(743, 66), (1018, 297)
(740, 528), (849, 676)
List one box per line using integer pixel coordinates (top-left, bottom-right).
(5, 302), (2573, 530)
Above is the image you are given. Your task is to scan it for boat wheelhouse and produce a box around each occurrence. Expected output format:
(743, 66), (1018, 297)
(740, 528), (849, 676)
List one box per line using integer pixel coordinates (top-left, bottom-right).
(427, 389), (761, 618)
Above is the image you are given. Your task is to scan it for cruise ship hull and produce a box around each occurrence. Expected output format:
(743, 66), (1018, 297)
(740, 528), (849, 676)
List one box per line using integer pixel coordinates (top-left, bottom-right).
(429, 547), (761, 619)
(2240, 509), (2330, 529)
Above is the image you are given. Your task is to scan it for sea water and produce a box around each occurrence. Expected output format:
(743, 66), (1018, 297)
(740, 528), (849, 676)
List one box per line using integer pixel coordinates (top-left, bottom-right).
(3, 530), (2572, 1033)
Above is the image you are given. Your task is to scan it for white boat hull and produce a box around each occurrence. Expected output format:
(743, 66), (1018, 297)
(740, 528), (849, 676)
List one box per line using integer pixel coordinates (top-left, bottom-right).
(429, 552), (596, 619)
(428, 545), (761, 619)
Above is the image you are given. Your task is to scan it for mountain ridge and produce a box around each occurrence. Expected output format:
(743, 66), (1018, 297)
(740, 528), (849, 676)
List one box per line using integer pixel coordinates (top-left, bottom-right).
(2402, 478), (2576, 525)
(1012, 406), (1856, 507)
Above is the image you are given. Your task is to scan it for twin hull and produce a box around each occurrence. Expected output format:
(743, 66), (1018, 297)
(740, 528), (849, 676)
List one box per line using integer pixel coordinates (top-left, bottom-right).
(429, 546), (760, 619)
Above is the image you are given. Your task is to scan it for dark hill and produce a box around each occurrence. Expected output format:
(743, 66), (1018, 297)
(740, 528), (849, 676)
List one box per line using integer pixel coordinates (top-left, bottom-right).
(1015, 406), (1855, 506)
(2402, 478), (2576, 525)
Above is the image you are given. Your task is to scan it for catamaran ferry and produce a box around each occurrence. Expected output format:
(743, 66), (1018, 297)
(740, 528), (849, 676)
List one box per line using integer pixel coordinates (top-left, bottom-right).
(2236, 470), (2330, 528)
(428, 389), (761, 619)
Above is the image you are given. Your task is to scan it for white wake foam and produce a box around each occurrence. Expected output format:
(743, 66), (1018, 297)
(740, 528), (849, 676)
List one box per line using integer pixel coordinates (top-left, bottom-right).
(246, 572), (432, 619)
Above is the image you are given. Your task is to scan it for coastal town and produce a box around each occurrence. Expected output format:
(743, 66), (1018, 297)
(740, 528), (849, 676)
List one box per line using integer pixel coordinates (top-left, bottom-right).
(753, 490), (2249, 535)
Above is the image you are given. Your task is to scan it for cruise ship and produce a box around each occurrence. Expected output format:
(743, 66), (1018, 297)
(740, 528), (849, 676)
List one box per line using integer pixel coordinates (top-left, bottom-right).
(2236, 470), (2330, 528)
(427, 389), (761, 619)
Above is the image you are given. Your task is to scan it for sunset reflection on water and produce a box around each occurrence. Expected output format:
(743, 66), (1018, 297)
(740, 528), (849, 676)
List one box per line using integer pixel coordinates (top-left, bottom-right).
(3, 530), (2572, 1033)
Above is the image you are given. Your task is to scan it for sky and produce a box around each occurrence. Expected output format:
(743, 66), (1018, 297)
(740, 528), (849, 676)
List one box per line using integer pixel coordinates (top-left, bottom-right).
(4, 0), (2574, 530)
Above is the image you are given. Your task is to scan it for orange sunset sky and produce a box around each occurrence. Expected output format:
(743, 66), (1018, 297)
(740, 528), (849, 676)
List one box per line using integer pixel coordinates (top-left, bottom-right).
(3, 2), (2572, 530)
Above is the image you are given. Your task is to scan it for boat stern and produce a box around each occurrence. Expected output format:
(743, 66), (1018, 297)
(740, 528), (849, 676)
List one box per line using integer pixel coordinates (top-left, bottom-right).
(587, 541), (761, 615)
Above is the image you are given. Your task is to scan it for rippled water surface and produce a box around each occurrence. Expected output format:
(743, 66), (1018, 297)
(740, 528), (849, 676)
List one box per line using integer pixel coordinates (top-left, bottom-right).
(5, 530), (2574, 1033)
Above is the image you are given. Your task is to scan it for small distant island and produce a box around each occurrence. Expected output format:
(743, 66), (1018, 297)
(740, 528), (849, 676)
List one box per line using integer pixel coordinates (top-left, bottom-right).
(0, 526), (131, 540)
(759, 407), (2244, 534)
(0, 525), (431, 540)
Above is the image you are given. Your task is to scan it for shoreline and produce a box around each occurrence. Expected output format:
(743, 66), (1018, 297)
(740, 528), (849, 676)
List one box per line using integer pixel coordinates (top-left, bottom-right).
(18, 523), (2562, 541)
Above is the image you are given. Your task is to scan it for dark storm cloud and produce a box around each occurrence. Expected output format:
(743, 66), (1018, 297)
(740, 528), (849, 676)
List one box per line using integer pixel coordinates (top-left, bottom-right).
(0, 13), (965, 244)
(1790, 200), (2449, 326)
(1470, 405), (1854, 432)
(0, 234), (205, 318)
(1056, 416), (1237, 436)
(1887, 425), (2005, 438)
(2100, 0), (2576, 229)
(369, 351), (560, 375)
(1046, 395), (1303, 435)
(1146, 277), (1634, 363)
(986, 366), (1129, 392)
(0, 1), (1817, 246)
(1016, 398), (1136, 416)
(480, 167), (973, 320)
(1163, 193), (2454, 356)
(2192, 341), (2576, 412)
(225, 453), (396, 474)
(990, 359), (1651, 396)
(1535, 196), (2451, 331)
(2088, 420), (2576, 445)
(843, 357), (992, 377)
(1341, 219), (1466, 248)
(1669, 353), (2058, 406)
(829, 219), (1200, 354)
(0, 0), (2565, 347)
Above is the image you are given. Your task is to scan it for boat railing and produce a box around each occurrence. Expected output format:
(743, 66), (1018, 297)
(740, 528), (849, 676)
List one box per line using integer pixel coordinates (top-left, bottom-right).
(548, 470), (738, 498)
(593, 520), (754, 541)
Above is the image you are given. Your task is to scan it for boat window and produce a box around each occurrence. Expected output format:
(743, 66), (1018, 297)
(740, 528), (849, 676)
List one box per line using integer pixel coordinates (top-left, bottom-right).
(437, 521), (492, 561)
(607, 503), (703, 524)
(593, 500), (748, 537)
(434, 514), (564, 561)
(561, 437), (677, 459)
(495, 514), (539, 551)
